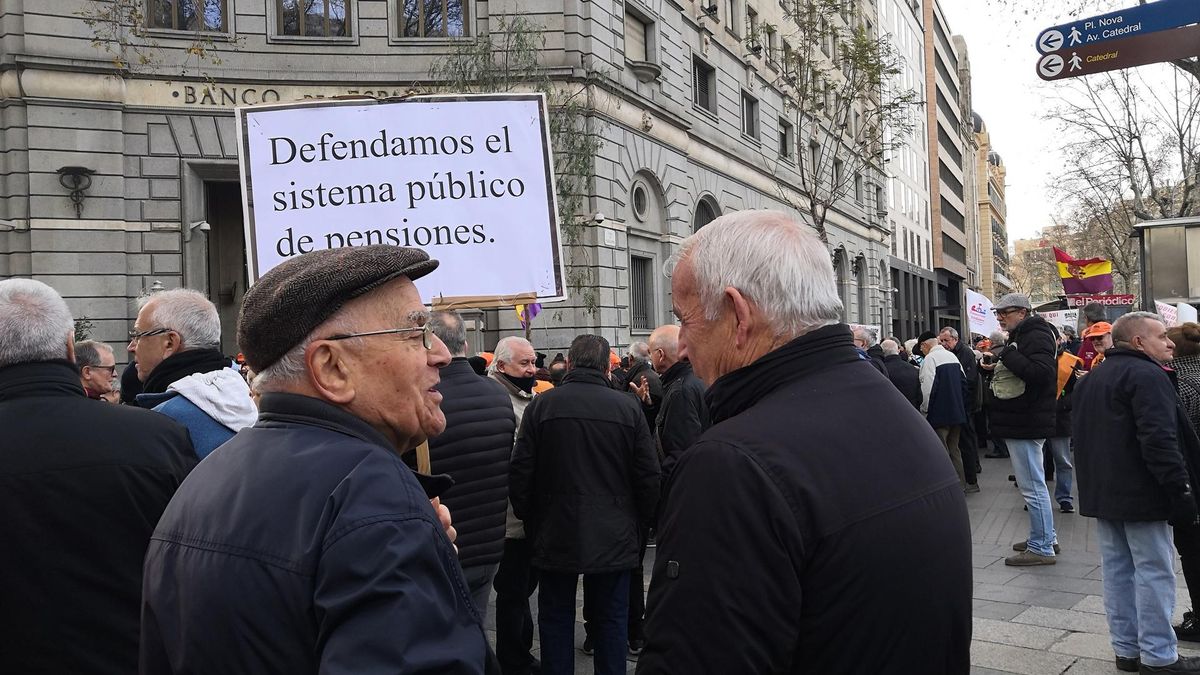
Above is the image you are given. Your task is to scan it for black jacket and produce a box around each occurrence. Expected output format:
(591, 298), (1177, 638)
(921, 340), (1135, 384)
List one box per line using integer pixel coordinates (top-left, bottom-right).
(0, 361), (196, 675)
(638, 325), (972, 674)
(509, 368), (661, 573)
(625, 359), (663, 433)
(656, 360), (710, 486)
(1073, 349), (1195, 522)
(988, 314), (1058, 439)
(883, 353), (922, 408)
(140, 393), (495, 674)
(427, 358), (516, 569)
(950, 340), (981, 412)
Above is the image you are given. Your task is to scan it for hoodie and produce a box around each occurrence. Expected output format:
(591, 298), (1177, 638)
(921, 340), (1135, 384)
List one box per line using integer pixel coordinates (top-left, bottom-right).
(139, 368), (257, 459)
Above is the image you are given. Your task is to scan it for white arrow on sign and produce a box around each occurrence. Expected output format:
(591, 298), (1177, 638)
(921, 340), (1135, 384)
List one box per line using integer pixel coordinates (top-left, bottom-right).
(1038, 53), (1064, 78)
(1038, 29), (1064, 53)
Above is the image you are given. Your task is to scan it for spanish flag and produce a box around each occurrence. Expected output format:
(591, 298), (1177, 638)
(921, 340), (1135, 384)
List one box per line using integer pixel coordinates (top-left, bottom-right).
(1053, 247), (1113, 295)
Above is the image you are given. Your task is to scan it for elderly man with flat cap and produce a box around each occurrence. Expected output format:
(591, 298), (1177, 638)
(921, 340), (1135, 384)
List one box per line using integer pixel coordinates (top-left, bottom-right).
(140, 246), (497, 674)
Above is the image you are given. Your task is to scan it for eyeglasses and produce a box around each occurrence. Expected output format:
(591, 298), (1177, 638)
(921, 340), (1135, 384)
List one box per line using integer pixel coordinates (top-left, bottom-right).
(84, 364), (117, 374)
(324, 323), (434, 350)
(992, 308), (1020, 317)
(128, 327), (173, 342)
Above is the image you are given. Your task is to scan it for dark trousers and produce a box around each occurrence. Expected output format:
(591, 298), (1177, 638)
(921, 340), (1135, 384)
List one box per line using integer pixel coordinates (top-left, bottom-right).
(959, 410), (979, 484)
(493, 538), (539, 675)
(1176, 523), (1200, 611)
(539, 570), (629, 675)
(585, 526), (649, 643)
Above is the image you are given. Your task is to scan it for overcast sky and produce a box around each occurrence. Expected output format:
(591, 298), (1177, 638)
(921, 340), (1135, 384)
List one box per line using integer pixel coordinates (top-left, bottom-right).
(939, 0), (1182, 243)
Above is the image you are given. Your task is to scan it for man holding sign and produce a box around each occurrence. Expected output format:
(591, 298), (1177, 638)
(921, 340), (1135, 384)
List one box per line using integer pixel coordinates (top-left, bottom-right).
(140, 246), (495, 673)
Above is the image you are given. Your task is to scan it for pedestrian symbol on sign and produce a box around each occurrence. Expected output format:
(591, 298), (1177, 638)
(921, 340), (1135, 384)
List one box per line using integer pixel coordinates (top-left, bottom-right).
(1069, 52), (1083, 71)
(1069, 26), (1082, 46)
(1038, 53), (1065, 78)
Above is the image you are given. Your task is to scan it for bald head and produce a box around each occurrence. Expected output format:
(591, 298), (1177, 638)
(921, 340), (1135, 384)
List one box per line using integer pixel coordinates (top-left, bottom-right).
(648, 324), (681, 375)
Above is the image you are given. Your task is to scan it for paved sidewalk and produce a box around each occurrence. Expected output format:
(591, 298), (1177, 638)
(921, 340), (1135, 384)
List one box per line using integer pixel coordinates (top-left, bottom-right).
(967, 454), (1197, 674)
(481, 454), (1199, 673)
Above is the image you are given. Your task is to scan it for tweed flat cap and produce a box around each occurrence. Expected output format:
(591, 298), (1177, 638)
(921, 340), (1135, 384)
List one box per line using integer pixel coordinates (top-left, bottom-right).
(237, 246), (438, 372)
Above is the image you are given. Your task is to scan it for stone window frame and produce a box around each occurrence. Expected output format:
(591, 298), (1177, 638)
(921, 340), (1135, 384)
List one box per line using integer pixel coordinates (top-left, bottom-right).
(145, 0), (235, 40)
(390, 0), (471, 42)
(267, 0), (358, 45)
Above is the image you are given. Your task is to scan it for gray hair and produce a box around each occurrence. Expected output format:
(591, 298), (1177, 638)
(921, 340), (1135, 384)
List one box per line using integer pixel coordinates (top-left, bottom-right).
(75, 340), (114, 368)
(490, 336), (534, 374)
(429, 310), (467, 357)
(939, 326), (959, 340)
(989, 330), (1008, 346)
(1113, 311), (1165, 346)
(880, 339), (900, 356)
(630, 341), (650, 360)
(852, 326), (876, 347)
(145, 289), (221, 351)
(0, 279), (74, 367)
(252, 309), (358, 392)
(669, 210), (842, 339)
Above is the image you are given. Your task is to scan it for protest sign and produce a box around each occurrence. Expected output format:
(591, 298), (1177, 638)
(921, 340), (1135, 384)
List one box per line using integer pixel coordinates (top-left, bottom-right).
(237, 94), (565, 305)
(966, 289), (1001, 336)
(1156, 300), (1180, 326)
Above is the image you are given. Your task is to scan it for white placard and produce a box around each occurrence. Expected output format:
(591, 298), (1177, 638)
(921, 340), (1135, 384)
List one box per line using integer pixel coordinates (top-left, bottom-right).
(1178, 303), (1198, 325)
(1157, 301), (1180, 326)
(966, 289), (1001, 336)
(237, 94), (565, 304)
(1038, 310), (1080, 334)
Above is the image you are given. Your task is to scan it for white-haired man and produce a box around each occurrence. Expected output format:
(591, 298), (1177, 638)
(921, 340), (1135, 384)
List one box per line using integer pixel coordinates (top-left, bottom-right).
(638, 211), (971, 674)
(0, 279), (195, 675)
(140, 245), (493, 673)
(131, 289), (256, 458)
(489, 335), (543, 675)
(880, 338), (921, 409)
(75, 339), (117, 400)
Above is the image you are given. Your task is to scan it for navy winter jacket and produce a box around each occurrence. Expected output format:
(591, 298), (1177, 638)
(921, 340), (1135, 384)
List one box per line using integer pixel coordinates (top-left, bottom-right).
(140, 393), (496, 674)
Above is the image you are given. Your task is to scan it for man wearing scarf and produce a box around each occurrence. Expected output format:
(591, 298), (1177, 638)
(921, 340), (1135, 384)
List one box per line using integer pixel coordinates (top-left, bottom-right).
(131, 289), (257, 459)
(638, 211), (971, 674)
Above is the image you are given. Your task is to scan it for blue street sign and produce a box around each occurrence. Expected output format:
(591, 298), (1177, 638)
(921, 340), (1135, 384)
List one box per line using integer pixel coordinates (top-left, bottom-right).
(1036, 0), (1200, 54)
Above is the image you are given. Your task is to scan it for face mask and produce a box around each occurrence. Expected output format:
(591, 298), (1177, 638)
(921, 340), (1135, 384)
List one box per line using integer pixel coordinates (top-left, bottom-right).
(501, 372), (537, 393)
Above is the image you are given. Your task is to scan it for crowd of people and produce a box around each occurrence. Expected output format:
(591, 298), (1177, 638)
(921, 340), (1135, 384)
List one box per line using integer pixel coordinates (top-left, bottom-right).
(3, 208), (1200, 673)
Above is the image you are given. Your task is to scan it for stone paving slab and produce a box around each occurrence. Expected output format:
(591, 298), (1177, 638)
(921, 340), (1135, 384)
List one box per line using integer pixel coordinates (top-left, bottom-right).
(973, 617), (1068, 650)
(969, 641), (1079, 675)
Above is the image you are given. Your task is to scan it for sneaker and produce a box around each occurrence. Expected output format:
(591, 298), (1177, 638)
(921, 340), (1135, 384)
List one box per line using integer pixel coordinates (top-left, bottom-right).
(964, 483), (981, 494)
(628, 639), (645, 656)
(1140, 655), (1200, 672)
(1013, 540), (1061, 554)
(1005, 550), (1057, 567)
(1060, 501), (1075, 513)
(581, 636), (593, 655)
(1176, 610), (1200, 642)
(1116, 655), (1139, 672)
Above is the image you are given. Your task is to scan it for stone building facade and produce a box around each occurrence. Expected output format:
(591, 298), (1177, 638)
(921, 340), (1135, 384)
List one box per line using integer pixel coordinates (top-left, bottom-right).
(973, 112), (1011, 301)
(0, 0), (890, 357)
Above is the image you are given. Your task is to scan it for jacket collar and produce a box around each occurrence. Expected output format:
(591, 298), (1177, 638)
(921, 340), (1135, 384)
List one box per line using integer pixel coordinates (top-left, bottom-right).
(705, 323), (861, 425)
(1105, 347), (1169, 369)
(562, 367), (611, 387)
(257, 392), (395, 448)
(255, 392), (454, 497)
(490, 370), (534, 400)
(660, 360), (693, 388)
(0, 360), (85, 402)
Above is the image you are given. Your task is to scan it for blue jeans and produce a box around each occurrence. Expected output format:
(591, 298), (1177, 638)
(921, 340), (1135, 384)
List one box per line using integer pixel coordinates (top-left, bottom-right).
(538, 570), (629, 675)
(1005, 438), (1057, 556)
(1047, 437), (1074, 505)
(1096, 519), (1178, 667)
